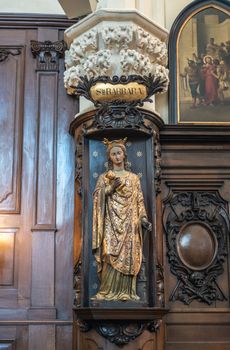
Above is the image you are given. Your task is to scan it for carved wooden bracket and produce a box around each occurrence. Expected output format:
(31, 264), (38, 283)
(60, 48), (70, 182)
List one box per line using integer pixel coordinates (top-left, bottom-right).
(78, 320), (160, 347)
(75, 308), (167, 347)
(30, 40), (66, 71)
(163, 190), (229, 305)
(70, 75), (166, 134)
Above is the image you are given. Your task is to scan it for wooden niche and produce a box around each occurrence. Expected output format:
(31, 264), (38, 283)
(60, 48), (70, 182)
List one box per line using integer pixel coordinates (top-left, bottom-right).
(70, 104), (168, 349)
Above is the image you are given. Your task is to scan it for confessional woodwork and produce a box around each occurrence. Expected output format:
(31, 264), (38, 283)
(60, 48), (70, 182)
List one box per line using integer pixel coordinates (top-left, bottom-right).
(0, 10), (230, 350)
(71, 112), (230, 350)
(0, 14), (77, 350)
(161, 126), (230, 350)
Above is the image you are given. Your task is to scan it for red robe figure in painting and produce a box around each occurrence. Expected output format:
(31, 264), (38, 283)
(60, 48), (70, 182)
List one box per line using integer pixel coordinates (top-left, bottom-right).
(202, 55), (219, 105)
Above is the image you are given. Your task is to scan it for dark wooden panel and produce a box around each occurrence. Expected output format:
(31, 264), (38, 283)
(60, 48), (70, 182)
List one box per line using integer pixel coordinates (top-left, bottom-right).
(77, 328), (157, 350)
(0, 325), (29, 350)
(161, 127), (230, 350)
(34, 72), (57, 228)
(56, 326), (72, 350)
(28, 325), (55, 350)
(28, 307), (56, 320)
(55, 41), (76, 320)
(0, 48), (24, 213)
(0, 227), (19, 307)
(0, 309), (26, 320)
(0, 31), (26, 45)
(166, 310), (230, 324)
(0, 341), (15, 350)
(0, 14), (76, 350)
(0, 230), (16, 286)
(161, 146), (230, 175)
(15, 326), (28, 350)
(166, 325), (230, 342)
(0, 326), (16, 342)
(0, 14), (77, 28)
(31, 231), (55, 307)
(166, 342), (230, 350)
(140, 339), (156, 350)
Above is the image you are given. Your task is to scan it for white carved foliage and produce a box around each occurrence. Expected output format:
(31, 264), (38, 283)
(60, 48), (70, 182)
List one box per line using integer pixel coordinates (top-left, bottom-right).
(64, 24), (169, 93)
(102, 25), (133, 48)
(120, 50), (152, 75)
(83, 50), (112, 78)
(65, 29), (98, 68)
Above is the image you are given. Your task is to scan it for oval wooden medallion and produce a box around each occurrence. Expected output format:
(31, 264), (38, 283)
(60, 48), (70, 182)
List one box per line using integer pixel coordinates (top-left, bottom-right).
(177, 223), (217, 271)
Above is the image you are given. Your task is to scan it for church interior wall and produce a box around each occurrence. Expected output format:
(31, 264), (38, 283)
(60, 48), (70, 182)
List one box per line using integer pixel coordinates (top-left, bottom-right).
(0, 0), (196, 30)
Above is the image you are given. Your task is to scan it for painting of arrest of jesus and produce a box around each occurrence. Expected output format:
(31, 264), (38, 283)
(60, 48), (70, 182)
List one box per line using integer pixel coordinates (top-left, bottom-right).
(178, 6), (230, 123)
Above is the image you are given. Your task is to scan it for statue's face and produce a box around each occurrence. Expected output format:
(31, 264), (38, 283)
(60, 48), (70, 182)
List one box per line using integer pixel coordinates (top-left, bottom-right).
(109, 146), (125, 167)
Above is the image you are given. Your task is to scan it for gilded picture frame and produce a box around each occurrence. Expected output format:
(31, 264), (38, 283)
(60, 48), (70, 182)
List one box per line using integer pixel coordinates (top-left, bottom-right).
(169, 0), (230, 124)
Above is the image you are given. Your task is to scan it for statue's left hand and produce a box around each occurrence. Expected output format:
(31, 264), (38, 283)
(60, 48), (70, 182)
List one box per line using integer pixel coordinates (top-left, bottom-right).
(141, 217), (152, 232)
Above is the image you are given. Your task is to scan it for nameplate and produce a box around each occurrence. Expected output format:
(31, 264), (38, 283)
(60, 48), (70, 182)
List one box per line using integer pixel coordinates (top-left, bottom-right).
(90, 82), (147, 103)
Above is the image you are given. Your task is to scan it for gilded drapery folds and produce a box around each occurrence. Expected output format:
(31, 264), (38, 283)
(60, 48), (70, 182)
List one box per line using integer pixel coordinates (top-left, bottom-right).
(92, 168), (148, 301)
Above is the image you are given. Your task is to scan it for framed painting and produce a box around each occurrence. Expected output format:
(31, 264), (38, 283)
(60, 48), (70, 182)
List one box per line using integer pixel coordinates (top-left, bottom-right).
(169, 0), (230, 124)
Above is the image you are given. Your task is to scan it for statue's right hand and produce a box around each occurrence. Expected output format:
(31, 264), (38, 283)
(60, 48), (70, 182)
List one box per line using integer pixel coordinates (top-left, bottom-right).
(111, 177), (122, 191)
(105, 178), (122, 195)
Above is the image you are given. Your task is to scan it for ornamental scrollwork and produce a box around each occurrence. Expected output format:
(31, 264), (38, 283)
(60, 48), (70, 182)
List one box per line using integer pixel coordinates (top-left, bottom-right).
(97, 322), (159, 347)
(79, 320), (160, 347)
(80, 105), (155, 135)
(163, 191), (229, 305)
(0, 48), (21, 63)
(31, 40), (66, 71)
(153, 131), (161, 195)
(75, 74), (167, 108)
(75, 131), (84, 196)
(73, 257), (82, 307)
(156, 261), (164, 307)
(72, 75), (165, 134)
(92, 106), (152, 132)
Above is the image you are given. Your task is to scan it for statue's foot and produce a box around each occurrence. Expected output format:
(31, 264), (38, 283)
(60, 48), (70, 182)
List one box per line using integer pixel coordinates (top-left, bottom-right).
(91, 292), (105, 301)
(120, 294), (131, 301)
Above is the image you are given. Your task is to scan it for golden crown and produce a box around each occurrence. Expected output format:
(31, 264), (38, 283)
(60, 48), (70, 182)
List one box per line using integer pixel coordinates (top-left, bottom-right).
(103, 137), (127, 150)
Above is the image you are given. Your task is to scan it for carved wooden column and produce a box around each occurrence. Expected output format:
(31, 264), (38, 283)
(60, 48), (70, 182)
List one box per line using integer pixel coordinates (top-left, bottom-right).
(29, 34), (66, 344)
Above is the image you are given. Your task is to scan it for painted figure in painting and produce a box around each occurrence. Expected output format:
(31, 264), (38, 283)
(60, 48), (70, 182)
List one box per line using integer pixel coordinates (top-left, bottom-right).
(202, 55), (219, 106)
(92, 138), (151, 302)
(217, 60), (229, 103)
(180, 59), (201, 108)
(177, 6), (230, 122)
(206, 37), (219, 60)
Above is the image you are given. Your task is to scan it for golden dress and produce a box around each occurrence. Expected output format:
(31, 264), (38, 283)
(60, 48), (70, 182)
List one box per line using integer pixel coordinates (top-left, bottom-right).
(92, 170), (147, 301)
